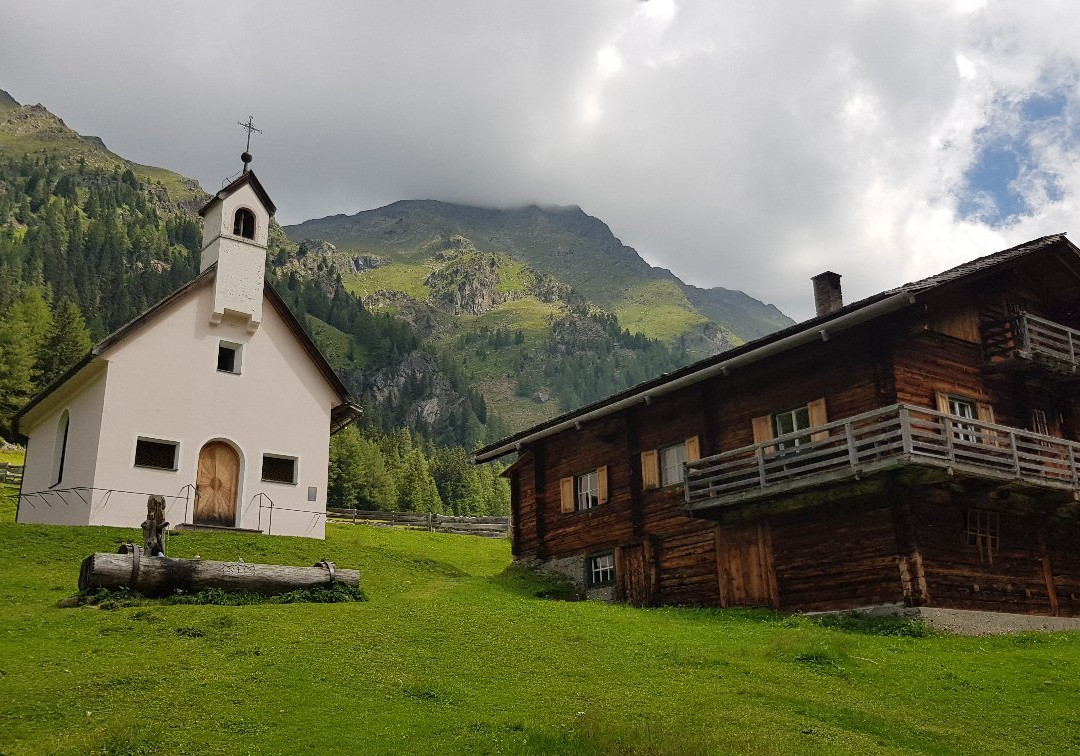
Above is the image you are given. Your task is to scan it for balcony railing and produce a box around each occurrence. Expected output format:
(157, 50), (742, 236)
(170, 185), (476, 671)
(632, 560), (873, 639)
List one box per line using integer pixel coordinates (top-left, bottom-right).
(684, 403), (1080, 511)
(984, 313), (1080, 373)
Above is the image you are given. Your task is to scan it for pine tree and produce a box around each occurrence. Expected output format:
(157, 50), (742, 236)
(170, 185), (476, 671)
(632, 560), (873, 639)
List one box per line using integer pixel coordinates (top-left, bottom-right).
(37, 297), (92, 385)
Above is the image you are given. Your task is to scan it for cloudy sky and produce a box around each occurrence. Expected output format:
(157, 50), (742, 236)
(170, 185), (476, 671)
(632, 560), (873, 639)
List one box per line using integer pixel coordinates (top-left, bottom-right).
(3, 1), (1080, 320)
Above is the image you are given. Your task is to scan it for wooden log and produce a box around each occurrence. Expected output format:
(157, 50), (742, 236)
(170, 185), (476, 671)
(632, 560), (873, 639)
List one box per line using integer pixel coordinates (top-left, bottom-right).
(78, 552), (359, 597)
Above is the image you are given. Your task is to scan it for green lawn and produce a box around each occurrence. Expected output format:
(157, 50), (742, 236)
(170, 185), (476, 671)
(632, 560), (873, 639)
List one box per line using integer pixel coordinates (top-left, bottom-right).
(1, 493), (1079, 754)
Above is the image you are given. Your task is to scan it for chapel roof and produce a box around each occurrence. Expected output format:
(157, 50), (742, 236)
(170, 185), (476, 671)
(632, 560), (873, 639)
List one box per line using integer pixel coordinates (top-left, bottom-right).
(199, 170), (277, 216)
(12, 266), (358, 436)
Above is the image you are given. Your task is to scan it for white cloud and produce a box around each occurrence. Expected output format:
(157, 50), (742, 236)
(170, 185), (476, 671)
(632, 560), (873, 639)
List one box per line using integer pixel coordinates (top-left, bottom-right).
(1, 0), (1080, 320)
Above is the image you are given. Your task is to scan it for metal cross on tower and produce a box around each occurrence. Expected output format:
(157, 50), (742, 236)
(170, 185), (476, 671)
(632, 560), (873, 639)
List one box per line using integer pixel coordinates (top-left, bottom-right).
(238, 116), (262, 173)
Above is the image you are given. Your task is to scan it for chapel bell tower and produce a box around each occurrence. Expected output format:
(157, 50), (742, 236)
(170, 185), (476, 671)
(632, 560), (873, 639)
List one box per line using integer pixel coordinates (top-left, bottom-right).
(197, 144), (276, 333)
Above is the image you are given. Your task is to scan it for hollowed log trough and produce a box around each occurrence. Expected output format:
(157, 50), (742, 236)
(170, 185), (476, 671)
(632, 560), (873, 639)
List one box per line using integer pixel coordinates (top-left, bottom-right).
(79, 550), (359, 597)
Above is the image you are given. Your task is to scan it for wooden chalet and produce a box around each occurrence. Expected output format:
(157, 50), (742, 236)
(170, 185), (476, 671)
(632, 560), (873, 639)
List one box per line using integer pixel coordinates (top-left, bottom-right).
(474, 234), (1080, 616)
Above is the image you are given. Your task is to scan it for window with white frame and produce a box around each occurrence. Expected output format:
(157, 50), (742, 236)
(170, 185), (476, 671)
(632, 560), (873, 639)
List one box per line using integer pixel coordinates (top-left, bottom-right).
(773, 406), (811, 451)
(659, 442), (687, 486)
(217, 341), (242, 374)
(588, 553), (615, 585)
(576, 470), (599, 511)
(948, 396), (978, 443)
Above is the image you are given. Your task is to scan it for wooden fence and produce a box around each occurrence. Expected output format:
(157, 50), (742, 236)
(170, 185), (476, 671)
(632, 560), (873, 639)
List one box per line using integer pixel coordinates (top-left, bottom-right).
(0, 463), (23, 485)
(686, 402), (1080, 511)
(326, 508), (509, 538)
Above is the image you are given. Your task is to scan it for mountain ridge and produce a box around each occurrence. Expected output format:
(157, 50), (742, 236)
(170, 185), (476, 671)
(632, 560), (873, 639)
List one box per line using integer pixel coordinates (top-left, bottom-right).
(285, 199), (793, 345)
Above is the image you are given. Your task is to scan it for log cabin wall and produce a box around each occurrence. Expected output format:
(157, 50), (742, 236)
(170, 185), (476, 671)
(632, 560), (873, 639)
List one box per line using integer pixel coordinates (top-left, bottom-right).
(519, 320), (907, 607)
(502, 243), (1080, 614)
(708, 325), (893, 455)
(911, 496), (1064, 615)
(534, 414), (636, 560)
(769, 503), (905, 612)
(508, 452), (537, 559)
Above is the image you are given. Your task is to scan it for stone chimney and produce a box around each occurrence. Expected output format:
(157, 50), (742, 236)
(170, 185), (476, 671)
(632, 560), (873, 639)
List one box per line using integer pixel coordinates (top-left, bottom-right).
(811, 271), (843, 317)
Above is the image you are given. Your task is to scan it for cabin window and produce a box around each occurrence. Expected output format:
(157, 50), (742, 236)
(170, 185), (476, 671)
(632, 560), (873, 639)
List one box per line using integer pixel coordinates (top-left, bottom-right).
(233, 207), (256, 239)
(660, 442), (688, 486)
(753, 400), (826, 455)
(1031, 408), (1051, 437)
(261, 454), (297, 484)
(773, 406), (811, 451)
(134, 438), (179, 471)
(576, 470), (599, 511)
(217, 341), (242, 374)
(641, 437), (700, 489)
(53, 410), (70, 487)
(559, 467), (608, 512)
(588, 553), (615, 586)
(966, 509), (999, 562)
(947, 396), (978, 442)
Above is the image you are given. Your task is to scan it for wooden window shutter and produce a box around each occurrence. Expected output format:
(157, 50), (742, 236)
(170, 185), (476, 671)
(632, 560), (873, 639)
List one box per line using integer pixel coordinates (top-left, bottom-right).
(976, 402), (995, 424)
(807, 398), (828, 442)
(685, 435), (701, 462)
(752, 415), (775, 456)
(597, 466), (609, 504)
(640, 450), (659, 489)
(560, 476), (574, 513)
(935, 392), (951, 414)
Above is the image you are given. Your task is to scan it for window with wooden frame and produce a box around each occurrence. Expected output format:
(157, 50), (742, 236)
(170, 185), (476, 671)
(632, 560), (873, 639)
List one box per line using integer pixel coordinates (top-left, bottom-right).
(587, 552), (615, 586)
(966, 509), (999, 563)
(134, 438), (179, 471)
(559, 467), (608, 512)
(752, 398), (827, 455)
(641, 436), (700, 489)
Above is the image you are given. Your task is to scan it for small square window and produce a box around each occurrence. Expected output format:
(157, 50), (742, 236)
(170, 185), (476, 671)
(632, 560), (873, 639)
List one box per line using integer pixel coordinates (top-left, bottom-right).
(134, 438), (178, 471)
(576, 470), (599, 511)
(659, 442), (687, 486)
(262, 454), (297, 484)
(588, 553), (615, 586)
(217, 342), (242, 374)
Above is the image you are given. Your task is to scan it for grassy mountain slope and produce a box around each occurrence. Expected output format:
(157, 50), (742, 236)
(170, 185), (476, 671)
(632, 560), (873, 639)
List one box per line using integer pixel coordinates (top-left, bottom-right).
(285, 199), (793, 345)
(0, 89), (204, 210)
(2, 495), (1079, 754)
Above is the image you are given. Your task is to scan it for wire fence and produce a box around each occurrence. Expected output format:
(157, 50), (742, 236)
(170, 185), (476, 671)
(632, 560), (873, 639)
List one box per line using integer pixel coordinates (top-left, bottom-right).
(16, 484), (330, 536)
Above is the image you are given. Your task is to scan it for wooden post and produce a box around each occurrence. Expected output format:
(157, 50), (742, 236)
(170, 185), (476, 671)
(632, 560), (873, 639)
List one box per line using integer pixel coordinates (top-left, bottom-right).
(845, 422), (858, 470)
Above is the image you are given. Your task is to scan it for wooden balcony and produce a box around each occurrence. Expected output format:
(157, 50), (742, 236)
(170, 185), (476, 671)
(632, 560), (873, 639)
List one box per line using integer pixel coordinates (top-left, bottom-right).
(984, 313), (1080, 377)
(685, 404), (1080, 513)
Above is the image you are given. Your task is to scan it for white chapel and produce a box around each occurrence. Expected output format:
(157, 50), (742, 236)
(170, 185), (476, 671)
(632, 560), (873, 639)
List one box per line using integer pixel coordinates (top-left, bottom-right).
(14, 161), (359, 539)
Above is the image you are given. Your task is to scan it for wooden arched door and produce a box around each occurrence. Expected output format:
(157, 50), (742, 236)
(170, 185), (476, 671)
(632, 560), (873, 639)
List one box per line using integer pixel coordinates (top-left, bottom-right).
(195, 441), (239, 526)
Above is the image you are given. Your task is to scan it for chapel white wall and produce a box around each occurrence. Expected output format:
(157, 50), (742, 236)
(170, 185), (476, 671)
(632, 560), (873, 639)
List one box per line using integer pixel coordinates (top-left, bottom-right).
(17, 366), (108, 525)
(83, 279), (338, 538)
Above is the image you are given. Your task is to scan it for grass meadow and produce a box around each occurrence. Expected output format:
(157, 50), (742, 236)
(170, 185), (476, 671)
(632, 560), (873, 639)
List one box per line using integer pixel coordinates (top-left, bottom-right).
(1, 488), (1079, 754)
